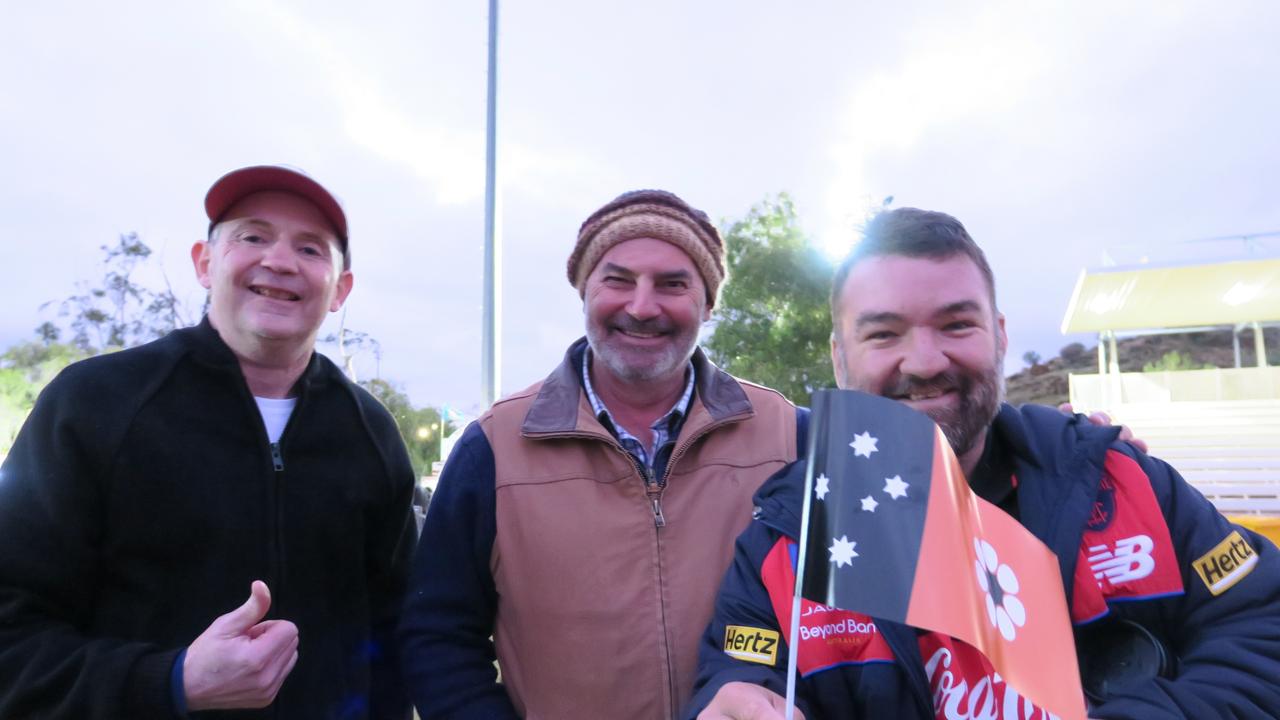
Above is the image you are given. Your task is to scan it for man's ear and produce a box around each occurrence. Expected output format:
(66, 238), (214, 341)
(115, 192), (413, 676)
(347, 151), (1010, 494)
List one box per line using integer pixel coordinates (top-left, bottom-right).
(830, 333), (848, 389)
(996, 312), (1008, 357)
(191, 240), (213, 290)
(329, 270), (355, 312)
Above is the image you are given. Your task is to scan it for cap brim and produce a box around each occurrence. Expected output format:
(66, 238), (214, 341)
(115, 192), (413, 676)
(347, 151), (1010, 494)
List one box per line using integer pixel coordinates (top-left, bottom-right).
(204, 165), (348, 245)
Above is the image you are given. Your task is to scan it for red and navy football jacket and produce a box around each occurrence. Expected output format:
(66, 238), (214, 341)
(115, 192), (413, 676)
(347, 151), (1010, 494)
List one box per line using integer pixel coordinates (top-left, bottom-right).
(684, 403), (1280, 720)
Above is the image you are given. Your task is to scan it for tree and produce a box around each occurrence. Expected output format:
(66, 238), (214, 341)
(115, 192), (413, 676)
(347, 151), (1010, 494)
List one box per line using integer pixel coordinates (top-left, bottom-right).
(704, 194), (834, 404)
(1, 341), (87, 454)
(44, 233), (193, 354)
(1022, 350), (1042, 368)
(3, 232), (193, 456)
(1143, 351), (1212, 373)
(320, 310), (381, 382)
(360, 378), (454, 477)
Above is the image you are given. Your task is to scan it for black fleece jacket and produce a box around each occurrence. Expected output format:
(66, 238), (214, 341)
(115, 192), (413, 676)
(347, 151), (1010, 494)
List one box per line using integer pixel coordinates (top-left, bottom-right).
(0, 318), (416, 720)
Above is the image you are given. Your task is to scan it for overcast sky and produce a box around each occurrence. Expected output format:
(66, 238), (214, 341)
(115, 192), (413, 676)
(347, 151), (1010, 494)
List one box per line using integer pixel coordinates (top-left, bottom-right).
(4, 1), (1278, 413)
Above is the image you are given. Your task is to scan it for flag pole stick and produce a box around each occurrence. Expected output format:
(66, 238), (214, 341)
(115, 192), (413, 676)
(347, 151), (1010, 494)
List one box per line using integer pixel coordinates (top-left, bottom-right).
(786, 392), (823, 720)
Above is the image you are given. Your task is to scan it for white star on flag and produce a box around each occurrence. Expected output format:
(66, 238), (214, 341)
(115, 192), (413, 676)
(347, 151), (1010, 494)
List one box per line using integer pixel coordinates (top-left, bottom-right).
(860, 495), (879, 512)
(814, 473), (830, 501)
(884, 475), (908, 499)
(829, 535), (859, 568)
(850, 431), (878, 458)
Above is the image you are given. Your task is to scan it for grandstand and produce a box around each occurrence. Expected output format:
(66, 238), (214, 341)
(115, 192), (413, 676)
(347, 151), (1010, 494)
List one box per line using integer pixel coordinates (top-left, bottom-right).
(1061, 256), (1280, 544)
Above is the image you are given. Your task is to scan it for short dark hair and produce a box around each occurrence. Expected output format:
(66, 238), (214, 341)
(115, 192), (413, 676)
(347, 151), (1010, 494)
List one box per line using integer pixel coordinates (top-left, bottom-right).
(829, 207), (996, 329)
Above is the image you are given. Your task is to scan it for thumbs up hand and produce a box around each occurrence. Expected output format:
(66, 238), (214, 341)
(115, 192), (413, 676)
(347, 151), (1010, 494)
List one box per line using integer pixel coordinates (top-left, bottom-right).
(183, 581), (300, 711)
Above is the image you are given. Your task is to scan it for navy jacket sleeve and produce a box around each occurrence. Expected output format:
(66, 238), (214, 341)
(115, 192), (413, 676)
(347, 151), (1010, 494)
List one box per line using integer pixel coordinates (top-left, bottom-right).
(358, 395), (419, 720)
(0, 368), (183, 719)
(397, 421), (519, 719)
(1091, 447), (1280, 720)
(683, 519), (813, 719)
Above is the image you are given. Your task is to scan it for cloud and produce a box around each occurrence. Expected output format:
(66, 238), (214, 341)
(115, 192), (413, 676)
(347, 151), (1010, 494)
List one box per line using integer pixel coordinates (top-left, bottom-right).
(819, 4), (1045, 257)
(238, 0), (615, 207)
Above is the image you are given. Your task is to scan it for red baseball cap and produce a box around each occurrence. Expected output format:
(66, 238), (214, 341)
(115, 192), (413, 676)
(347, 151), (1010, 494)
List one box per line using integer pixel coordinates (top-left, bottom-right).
(204, 165), (349, 261)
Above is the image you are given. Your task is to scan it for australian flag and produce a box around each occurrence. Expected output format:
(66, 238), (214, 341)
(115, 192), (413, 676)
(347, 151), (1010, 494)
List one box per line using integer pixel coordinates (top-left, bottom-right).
(798, 389), (1086, 720)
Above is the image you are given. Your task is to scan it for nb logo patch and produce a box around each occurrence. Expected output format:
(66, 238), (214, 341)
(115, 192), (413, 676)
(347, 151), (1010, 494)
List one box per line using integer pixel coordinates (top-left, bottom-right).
(1088, 534), (1156, 586)
(724, 625), (780, 666)
(1194, 531), (1257, 596)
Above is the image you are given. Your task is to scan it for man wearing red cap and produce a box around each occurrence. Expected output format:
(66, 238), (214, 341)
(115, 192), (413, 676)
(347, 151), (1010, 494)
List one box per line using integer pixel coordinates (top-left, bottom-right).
(398, 189), (808, 719)
(0, 166), (416, 719)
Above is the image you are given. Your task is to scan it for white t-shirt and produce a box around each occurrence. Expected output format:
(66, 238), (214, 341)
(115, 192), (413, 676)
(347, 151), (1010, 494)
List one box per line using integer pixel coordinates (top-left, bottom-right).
(254, 396), (298, 443)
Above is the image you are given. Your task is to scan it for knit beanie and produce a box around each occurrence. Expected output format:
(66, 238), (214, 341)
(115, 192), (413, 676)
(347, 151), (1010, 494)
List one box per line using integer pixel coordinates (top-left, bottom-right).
(567, 189), (726, 308)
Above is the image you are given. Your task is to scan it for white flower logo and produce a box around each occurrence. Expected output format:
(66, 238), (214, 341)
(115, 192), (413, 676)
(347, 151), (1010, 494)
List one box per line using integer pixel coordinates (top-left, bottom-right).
(974, 538), (1026, 642)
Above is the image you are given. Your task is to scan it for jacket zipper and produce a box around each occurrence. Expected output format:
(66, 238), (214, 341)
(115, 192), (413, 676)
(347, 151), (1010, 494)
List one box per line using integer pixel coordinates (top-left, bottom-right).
(269, 440), (286, 618)
(270, 442), (285, 471)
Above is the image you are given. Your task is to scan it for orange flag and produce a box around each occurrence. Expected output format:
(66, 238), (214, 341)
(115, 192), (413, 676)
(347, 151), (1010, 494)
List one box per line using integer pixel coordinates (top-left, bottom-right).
(800, 389), (1086, 720)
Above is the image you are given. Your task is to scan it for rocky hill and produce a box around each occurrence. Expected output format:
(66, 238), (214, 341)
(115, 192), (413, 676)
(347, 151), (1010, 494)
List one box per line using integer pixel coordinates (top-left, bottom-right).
(1005, 327), (1279, 407)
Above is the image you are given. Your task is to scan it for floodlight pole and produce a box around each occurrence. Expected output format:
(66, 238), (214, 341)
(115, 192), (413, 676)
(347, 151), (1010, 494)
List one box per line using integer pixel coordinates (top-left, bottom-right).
(481, 0), (502, 408)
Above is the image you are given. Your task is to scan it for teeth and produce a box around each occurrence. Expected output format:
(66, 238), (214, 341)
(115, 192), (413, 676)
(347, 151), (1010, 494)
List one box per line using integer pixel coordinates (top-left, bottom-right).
(253, 287), (298, 301)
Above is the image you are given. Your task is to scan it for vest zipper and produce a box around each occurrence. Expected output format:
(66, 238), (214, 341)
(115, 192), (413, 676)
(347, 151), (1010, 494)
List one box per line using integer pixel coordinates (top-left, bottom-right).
(640, 464), (667, 528)
(557, 412), (751, 718)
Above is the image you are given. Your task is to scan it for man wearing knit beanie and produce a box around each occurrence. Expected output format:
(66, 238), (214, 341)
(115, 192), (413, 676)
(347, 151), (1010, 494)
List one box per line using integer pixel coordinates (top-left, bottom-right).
(401, 189), (805, 719)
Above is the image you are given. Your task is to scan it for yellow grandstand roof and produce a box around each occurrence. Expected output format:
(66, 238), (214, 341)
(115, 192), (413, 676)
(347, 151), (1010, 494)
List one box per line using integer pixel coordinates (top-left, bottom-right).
(1061, 257), (1280, 334)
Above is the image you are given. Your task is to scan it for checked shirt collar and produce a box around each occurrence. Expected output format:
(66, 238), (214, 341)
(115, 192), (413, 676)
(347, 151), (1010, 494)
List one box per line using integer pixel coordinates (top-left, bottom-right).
(581, 348), (695, 477)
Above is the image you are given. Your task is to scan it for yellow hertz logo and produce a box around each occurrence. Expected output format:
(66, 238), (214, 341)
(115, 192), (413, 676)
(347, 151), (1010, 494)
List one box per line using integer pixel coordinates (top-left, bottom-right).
(1194, 530), (1258, 596)
(724, 625), (780, 666)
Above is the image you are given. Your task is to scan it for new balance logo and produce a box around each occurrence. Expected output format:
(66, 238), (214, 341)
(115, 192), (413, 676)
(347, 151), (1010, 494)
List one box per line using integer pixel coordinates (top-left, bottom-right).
(1088, 534), (1155, 586)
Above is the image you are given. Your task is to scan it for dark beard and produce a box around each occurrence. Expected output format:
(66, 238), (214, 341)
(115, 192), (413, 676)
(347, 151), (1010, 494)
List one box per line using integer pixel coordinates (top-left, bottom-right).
(879, 356), (1005, 457)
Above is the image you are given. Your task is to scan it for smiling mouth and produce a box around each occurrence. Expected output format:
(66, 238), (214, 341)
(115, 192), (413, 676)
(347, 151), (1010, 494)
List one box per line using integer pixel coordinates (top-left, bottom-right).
(618, 329), (664, 339)
(888, 384), (957, 403)
(251, 286), (300, 301)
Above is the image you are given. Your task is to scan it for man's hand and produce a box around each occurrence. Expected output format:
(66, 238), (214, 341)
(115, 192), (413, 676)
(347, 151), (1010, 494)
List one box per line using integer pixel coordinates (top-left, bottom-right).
(1058, 403), (1149, 454)
(183, 580), (299, 711)
(698, 681), (806, 720)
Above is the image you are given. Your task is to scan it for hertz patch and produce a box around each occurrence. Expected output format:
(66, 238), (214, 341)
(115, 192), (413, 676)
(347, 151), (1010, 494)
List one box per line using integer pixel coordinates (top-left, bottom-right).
(1194, 531), (1258, 596)
(724, 625), (780, 666)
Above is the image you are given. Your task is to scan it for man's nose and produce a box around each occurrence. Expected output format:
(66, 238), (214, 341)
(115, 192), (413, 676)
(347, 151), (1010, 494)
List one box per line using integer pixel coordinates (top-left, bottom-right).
(626, 282), (661, 320)
(899, 330), (950, 379)
(259, 239), (298, 273)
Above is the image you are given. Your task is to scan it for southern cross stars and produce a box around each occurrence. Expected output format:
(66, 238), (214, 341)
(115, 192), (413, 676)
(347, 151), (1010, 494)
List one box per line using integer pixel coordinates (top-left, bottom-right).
(814, 473), (830, 501)
(884, 474), (909, 499)
(829, 535), (859, 567)
(850, 431), (878, 458)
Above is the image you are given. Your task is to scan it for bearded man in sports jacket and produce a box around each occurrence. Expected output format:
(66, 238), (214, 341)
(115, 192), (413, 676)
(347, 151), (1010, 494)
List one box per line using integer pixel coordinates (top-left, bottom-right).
(688, 208), (1280, 720)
